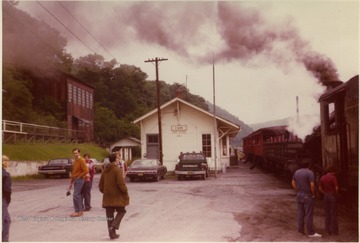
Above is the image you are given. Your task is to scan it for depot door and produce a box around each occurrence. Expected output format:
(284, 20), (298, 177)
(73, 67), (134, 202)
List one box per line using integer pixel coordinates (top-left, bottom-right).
(146, 134), (159, 159)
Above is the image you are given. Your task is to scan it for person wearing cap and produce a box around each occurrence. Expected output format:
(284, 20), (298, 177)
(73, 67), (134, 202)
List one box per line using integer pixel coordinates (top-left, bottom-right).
(68, 148), (88, 217)
(99, 153), (129, 240)
(2, 155), (12, 242)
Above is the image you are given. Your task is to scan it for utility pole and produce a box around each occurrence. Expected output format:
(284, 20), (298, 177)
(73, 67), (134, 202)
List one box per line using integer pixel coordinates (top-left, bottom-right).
(145, 57), (168, 165)
(212, 54), (217, 179)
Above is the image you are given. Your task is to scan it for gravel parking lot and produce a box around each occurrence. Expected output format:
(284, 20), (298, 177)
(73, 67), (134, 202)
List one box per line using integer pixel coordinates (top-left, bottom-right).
(9, 162), (358, 242)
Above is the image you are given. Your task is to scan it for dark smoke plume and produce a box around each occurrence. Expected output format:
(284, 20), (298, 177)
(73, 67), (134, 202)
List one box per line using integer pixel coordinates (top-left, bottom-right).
(16, 1), (339, 82)
(117, 1), (340, 82)
(210, 2), (339, 82)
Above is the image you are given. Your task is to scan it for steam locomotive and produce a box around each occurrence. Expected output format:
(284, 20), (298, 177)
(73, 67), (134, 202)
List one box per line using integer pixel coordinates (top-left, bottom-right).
(243, 75), (358, 192)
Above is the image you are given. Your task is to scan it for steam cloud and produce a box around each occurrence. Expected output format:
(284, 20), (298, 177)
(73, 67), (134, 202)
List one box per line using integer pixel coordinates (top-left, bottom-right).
(121, 1), (339, 83)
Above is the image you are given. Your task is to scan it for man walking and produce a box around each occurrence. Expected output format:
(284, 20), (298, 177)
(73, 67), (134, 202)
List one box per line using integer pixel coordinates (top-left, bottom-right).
(319, 165), (339, 235)
(69, 148), (88, 217)
(291, 159), (321, 238)
(99, 154), (129, 240)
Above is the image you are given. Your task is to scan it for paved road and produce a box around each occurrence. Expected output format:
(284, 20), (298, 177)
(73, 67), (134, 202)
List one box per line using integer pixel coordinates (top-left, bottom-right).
(9, 163), (358, 242)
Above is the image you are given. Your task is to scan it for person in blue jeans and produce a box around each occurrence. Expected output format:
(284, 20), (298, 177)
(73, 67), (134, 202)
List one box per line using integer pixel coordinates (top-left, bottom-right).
(2, 155), (12, 242)
(292, 159), (321, 238)
(68, 148), (88, 217)
(319, 165), (339, 235)
(81, 153), (95, 211)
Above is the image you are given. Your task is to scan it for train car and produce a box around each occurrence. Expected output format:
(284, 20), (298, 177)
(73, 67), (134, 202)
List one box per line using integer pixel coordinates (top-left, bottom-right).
(318, 75), (359, 191)
(243, 126), (307, 178)
(243, 126), (286, 167)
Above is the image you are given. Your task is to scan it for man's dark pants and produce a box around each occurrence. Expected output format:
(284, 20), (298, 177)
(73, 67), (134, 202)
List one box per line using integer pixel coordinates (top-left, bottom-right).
(296, 194), (315, 235)
(81, 180), (93, 210)
(2, 198), (11, 242)
(106, 206), (127, 230)
(324, 193), (338, 234)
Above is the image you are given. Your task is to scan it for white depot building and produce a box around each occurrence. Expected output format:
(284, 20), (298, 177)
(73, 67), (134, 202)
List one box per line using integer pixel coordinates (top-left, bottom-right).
(133, 97), (240, 171)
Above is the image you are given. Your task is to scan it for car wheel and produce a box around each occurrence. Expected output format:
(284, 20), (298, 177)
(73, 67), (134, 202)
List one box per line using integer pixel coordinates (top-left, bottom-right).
(177, 175), (182, 181)
(202, 174), (206, 180)
(44, 174), (50, 179)
(154, 173), (160, 182)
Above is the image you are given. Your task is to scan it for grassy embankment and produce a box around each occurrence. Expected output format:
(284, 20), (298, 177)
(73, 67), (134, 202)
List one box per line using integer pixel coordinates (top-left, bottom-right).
(2, 143), (109, 161)
(2, 143), (109, 180)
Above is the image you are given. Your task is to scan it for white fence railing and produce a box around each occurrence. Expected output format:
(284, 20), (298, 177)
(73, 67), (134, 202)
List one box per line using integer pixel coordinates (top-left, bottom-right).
(2, 120), (87, 143)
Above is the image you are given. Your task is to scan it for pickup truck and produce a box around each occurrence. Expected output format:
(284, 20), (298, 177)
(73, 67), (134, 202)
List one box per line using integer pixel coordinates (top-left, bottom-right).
(175, 152), (209, 180)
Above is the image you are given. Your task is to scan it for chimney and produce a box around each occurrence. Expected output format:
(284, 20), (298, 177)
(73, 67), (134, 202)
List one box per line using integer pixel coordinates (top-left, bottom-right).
(322, 80), (343, 91)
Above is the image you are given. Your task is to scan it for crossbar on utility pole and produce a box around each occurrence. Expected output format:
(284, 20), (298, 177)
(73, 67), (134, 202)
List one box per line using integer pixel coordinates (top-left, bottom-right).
(145, 57), (168, 165)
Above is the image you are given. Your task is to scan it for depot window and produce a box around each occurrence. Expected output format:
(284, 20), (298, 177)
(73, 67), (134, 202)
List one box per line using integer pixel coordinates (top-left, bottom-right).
(202, 134), (212, 157)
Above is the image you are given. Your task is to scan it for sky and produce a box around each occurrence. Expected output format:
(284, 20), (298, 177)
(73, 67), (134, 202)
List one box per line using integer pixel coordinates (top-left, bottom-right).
(16, 1), (359, 135)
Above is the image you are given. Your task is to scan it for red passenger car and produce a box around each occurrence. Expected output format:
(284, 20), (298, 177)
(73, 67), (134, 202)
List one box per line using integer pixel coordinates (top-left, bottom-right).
(243, 126), (306, 178)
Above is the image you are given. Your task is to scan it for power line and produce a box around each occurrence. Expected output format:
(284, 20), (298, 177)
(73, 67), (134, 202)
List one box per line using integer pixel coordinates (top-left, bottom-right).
(56, 1), (115, 59)
(36, 1), (97, 54)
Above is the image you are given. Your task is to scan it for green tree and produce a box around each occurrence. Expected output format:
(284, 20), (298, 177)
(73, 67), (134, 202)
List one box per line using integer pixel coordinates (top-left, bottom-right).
(94, 105), (122, 146)
(2, 68), (35, 122)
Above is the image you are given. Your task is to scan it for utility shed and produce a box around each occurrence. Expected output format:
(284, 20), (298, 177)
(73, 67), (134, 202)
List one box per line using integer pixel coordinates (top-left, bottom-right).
(110, 137), (141, 161)
(133, 97), (240, 171)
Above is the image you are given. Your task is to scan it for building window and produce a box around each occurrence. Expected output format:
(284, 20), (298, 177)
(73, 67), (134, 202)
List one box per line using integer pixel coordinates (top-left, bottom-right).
(222, 137), (227, 156)
(77, 87), (81, 105)
(89, 93), (93, 109)
(86, 91), (89, 108)
(147, 134), (159, 144)
(73, 85), (77, 104)
(82, 89), (85, 107)
(68, 84), (72, 103)
(202, 134), (212, 157)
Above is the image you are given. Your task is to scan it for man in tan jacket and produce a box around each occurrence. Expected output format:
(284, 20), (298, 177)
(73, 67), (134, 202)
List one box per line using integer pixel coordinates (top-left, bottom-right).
(99, 153), (129, 240)
(69, 148), (88, 217)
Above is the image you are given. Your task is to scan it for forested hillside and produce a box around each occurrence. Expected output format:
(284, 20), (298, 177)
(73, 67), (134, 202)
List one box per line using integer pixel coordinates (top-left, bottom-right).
(2, 1), (250, 146)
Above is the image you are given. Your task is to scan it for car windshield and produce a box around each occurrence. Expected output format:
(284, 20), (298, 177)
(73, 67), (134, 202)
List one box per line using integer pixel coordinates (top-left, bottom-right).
(182, 154), (205, 160)
(132, 160), (157, 166)
(49, 159), (68, 165)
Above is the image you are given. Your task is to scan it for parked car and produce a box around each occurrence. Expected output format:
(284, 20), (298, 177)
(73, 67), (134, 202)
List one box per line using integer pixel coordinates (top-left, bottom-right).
(93, 158), (108, 173)
(126, 159), (167, 182)
(175, 151), (209, 180)
(38, 158), (73, 178)
(91, 158), (103, 173)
